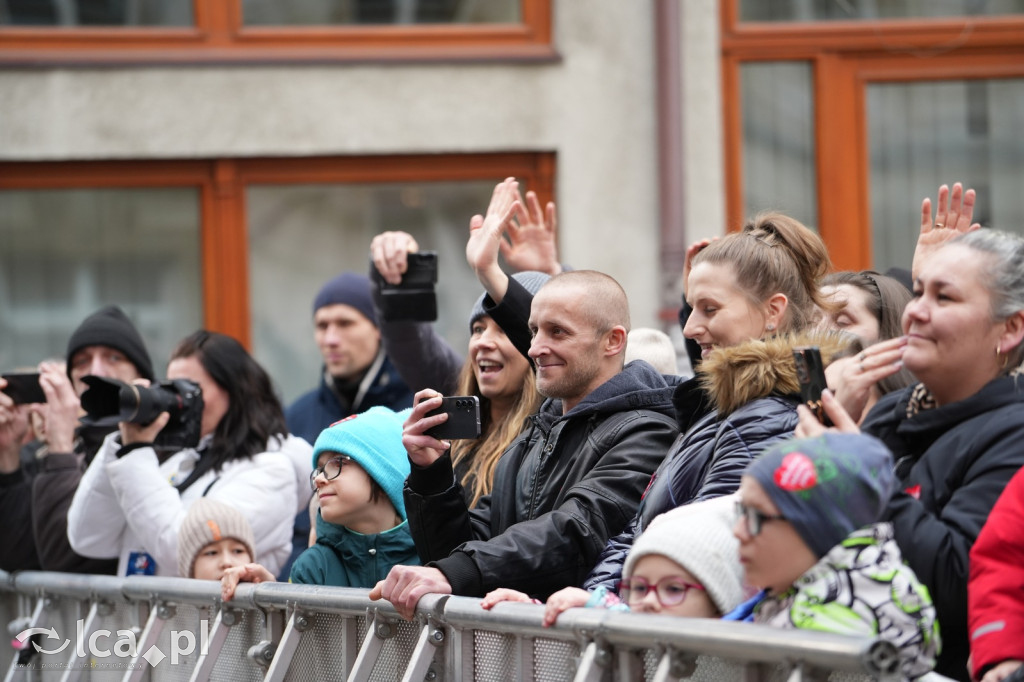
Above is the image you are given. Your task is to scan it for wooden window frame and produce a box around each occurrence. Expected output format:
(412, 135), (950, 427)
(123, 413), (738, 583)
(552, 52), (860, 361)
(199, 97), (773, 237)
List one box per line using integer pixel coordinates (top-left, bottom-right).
(0, 152), (556, 346)
(720, 0), (1024, 270)
(0, 0), (554, 65)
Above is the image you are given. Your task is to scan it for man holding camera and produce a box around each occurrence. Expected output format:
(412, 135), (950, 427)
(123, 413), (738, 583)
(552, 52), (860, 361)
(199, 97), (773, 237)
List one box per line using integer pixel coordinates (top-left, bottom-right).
(32, 305), (155, 573)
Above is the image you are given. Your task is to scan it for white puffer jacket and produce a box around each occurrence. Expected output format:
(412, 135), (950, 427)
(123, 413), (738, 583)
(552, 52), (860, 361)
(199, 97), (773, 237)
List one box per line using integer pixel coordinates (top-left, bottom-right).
(67, 431), (309, 577)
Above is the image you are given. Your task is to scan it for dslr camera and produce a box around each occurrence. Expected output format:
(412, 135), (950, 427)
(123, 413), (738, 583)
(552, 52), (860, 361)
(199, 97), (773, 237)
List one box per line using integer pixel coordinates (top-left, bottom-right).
(370, 251), (438, 322)
(80, 376), (204, 450)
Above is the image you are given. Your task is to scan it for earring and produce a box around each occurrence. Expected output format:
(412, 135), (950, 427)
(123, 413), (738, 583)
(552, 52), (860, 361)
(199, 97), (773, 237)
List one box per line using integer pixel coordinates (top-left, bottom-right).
(997, 344), (1010, 370)
(766, 324), (776, 332)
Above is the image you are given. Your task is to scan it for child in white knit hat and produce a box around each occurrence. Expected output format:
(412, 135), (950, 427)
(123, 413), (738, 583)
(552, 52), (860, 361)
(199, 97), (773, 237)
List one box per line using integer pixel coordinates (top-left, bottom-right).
(482, 495), (745, 625)
(178, 498), (256, 580)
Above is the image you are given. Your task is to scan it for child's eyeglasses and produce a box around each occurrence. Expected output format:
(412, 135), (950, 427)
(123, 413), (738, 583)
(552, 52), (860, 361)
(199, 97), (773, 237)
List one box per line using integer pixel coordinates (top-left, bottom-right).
(617, 576), (705, 607)
(310, 455), (353, 491)
(735, 500), (786, 537)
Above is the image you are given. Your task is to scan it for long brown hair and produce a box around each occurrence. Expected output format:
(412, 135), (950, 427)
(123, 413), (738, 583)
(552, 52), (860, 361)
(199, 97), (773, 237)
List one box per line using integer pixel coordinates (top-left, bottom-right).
(449, 343), (542, 508)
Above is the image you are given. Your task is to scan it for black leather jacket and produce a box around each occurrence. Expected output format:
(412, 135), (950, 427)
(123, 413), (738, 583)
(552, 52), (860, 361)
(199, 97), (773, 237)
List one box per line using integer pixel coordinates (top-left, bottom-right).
(404, 360), (679, 599)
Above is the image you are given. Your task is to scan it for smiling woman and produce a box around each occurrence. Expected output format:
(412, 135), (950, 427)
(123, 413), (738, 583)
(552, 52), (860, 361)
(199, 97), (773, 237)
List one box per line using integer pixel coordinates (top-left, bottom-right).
(836, 228), (1024, 680)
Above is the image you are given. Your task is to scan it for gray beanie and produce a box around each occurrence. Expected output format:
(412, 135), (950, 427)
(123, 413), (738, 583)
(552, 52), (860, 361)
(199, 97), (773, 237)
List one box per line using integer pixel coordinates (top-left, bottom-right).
(177, 498), (256, 578)
(746, 432), (896, 558)
(623, 495), (745, 615)
(468, 271), (551, 330)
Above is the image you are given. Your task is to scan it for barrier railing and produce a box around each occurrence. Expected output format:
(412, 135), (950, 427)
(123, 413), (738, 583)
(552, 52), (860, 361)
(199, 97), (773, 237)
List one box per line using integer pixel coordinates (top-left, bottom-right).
(1, 571), (901, 681)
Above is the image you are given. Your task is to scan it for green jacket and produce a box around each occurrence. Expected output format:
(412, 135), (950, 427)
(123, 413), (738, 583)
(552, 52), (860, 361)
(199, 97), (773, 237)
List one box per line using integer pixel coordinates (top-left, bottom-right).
(289, 512), (420, 587)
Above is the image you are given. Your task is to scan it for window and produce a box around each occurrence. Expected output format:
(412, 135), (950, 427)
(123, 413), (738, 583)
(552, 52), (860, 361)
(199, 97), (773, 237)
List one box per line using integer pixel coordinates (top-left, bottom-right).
(721, 0), (1024, 270)
(0, 153), (556, 397)
(0, 0), (553, 64)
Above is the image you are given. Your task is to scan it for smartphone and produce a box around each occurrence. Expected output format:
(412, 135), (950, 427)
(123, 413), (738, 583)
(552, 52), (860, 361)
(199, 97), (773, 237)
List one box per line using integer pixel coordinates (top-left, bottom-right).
(425, 396), (481, 440)
(370, 251), (439, 322)
(1, 373), (47, 405)
(792, 347), (832, 426)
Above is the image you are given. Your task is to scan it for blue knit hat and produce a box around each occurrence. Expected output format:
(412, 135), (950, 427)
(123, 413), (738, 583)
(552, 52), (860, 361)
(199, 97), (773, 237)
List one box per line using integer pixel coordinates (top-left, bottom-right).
(468, 270), (551, 330)
(311, 406), (411, 519)
(745, 432), (896, 558)
(312, 272), (377, 326)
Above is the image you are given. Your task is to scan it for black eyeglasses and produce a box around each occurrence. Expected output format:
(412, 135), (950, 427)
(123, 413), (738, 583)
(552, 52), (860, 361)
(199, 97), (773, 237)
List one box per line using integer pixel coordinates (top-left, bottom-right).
(735, 500), (786, 537)
(618, 576), (705, 607)
(310, 455), (353, 491)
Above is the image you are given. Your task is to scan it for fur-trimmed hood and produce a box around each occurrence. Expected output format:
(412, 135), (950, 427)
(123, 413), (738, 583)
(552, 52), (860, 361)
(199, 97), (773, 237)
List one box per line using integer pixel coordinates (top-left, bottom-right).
(698, 331), (852, 416)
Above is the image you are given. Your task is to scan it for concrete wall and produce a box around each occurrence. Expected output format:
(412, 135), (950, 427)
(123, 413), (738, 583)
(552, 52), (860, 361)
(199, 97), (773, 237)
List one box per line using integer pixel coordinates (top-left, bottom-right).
(0, 1), (732, 333)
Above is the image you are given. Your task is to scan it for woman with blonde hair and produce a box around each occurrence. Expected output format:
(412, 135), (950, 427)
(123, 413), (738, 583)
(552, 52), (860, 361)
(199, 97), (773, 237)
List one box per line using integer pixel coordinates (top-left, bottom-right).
(371, 219), (553, 506)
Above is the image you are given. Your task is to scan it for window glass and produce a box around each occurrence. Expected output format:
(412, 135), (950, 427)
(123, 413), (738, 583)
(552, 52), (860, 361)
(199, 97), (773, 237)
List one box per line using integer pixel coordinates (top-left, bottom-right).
(868, 78), (1024, 271)
(0, 188), (202, 374)
(242, 0), (520, 26)
(247, 181), (501, 405)
(741, 61), (818, 230)
(1, 1), (192, 26)
(740, 0), (1024, 22)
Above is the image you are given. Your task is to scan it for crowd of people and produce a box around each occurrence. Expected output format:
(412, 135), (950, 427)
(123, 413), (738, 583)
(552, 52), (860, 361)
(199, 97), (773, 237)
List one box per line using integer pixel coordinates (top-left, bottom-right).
(2, 179), (1023, 682)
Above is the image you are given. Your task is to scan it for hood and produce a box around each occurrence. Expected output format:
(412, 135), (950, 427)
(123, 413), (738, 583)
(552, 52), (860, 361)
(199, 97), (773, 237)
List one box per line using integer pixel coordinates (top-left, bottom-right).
(563, 359), (677, 420)
(698, 331), (852, 417)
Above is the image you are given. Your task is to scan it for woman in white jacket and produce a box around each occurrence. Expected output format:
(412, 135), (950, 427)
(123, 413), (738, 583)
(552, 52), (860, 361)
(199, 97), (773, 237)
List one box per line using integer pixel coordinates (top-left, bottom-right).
(68, 330), (309, 577)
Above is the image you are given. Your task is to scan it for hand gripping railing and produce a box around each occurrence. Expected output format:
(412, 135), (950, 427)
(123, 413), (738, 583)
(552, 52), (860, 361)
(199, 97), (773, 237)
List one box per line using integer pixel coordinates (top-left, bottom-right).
(2, 570), (901, 681)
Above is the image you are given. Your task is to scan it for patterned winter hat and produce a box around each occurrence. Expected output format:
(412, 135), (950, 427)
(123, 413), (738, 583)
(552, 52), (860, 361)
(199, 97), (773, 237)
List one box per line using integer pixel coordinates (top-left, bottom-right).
(746, 432), (896, 558)
(624, 495), (745, 615)
(311, 406), (411, 520)
(177, 498), (256, 578)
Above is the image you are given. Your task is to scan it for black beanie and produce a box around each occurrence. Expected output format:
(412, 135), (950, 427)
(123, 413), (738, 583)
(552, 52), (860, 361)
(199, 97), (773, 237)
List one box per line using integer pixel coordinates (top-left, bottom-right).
(66, 306), (156, 382)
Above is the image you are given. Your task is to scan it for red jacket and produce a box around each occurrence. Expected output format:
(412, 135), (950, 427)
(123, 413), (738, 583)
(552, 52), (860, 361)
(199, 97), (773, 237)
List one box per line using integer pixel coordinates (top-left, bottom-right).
(969, 464), (1024, 680)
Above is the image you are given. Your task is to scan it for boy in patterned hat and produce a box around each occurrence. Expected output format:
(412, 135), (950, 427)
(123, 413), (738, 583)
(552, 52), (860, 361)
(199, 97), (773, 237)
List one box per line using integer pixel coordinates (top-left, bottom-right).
(727, 432), (940, 680)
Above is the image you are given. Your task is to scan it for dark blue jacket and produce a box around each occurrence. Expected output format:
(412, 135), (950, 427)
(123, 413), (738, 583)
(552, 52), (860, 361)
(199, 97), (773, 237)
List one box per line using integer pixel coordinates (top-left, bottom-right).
(585, 331), (850, 592)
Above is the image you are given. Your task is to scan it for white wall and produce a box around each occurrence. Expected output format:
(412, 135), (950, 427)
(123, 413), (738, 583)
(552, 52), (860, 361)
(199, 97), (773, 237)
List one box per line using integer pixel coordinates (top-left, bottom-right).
(0, 1), (699, 329)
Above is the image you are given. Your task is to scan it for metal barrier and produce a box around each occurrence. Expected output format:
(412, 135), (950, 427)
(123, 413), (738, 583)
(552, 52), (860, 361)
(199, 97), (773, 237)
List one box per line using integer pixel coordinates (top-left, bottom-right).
(1, 571), (901, 681)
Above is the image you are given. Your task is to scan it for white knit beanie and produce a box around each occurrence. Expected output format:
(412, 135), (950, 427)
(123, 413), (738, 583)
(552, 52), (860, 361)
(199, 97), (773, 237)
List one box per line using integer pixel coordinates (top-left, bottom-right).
(623, 495), (745, 615)
(177, 498), (257, 578)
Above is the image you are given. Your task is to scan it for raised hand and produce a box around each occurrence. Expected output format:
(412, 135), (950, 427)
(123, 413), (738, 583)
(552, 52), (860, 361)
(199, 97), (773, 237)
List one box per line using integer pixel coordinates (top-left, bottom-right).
(501, 189), (561, 276)
(370, 231), (419, 286)
(37, 361), (81, 454)
(914, 182), (980, 280)
(466, 178), (521, 304)
(794, 389), (861, 439)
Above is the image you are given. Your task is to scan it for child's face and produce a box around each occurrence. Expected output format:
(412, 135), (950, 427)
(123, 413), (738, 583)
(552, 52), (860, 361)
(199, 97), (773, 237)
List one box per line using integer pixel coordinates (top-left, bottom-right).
(733, 476), (817, 594)
(312, 452), (376, 527)
(192, 538), (252, 580)
(621, 555), (719, 618)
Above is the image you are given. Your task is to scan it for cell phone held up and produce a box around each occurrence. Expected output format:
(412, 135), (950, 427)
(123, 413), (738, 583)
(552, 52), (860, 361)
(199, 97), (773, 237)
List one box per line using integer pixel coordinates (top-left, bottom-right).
(425, 396), (481, 441)
(1, 373), (47, 405)
(792, 346), (832, 426)
(370, 251), (438, 323)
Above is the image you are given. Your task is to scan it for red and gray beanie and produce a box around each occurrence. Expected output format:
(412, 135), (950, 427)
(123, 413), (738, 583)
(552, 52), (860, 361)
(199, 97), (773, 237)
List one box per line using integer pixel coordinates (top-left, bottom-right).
(745, 432), (896, 558)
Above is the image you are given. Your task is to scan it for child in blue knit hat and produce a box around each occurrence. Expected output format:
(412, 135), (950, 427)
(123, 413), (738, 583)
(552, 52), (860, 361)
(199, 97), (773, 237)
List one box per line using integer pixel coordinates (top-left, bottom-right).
(725, 432), (940, 680)
(221, 407), (419, 598)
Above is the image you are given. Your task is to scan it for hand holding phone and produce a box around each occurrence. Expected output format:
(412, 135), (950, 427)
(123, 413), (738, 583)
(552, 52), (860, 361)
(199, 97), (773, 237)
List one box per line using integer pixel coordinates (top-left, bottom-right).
(1, 373), (47, 405)
(425, 396), (481, 440)
(793, 347), (832, 426)
(370, 251), (438, 322)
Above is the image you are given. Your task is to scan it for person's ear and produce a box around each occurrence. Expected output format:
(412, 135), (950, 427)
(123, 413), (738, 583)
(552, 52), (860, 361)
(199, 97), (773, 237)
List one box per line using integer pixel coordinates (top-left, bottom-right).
(998, 310), (1024, 359)
(604, 326), (628, 357)
(764, 293), (789, 332)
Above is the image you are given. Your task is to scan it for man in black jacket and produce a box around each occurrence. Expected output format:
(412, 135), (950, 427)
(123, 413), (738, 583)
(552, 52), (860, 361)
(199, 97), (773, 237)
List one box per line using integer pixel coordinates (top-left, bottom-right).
(371, 270), (679, 618)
